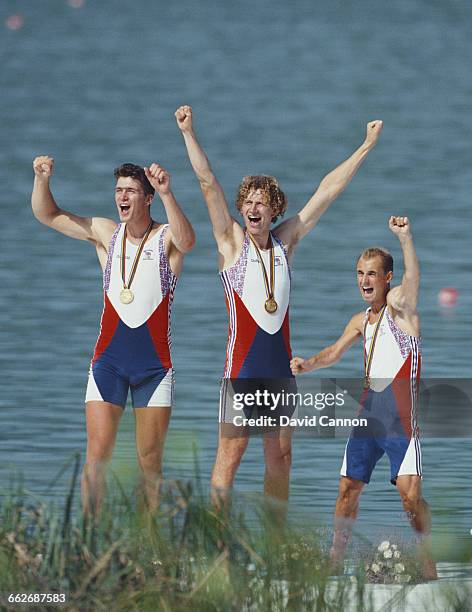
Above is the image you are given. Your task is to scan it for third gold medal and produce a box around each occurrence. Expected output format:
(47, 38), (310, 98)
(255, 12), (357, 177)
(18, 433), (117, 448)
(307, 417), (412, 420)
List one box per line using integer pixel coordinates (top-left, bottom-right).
(363, 303), (387, 389)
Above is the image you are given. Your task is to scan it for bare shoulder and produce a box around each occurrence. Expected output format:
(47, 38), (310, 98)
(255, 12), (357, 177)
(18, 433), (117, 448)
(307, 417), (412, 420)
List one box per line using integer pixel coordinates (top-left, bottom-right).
(332, 311), (364, 355)
(349, 311), (366, 333)
(217, 218), (246, 270)
(386, 284), (405, 311)
(162, 224), (184, 277)
(90, 217), (118, 247)
(272, 216), (297, 250)
(387, 288), (420, 336)
(387, 284), (418, 317)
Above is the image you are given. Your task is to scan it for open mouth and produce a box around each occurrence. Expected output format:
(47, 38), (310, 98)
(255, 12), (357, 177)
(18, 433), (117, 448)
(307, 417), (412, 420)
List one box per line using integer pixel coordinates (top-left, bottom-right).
(362, 287), (374, 296)
(119, 204), (131, 213)
(248, 214), (261, 226)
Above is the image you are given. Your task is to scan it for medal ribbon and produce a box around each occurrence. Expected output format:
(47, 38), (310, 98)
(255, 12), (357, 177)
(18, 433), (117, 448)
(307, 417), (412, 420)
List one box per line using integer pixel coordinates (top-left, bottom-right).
(248, 233), (275, 302)
(121, 221), (154, 291)
(363, 303), (387, 387)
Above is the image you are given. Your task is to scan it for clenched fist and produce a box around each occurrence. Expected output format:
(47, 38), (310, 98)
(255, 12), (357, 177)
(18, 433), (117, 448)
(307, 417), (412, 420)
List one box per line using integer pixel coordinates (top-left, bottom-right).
(389, 215), (411, 238)
(175, 105), (193, 133)
(144, 163), (171, 195)
(290, 356), (312, 375)
(364, 120), (383, 149)
(33, 155), (54, 179)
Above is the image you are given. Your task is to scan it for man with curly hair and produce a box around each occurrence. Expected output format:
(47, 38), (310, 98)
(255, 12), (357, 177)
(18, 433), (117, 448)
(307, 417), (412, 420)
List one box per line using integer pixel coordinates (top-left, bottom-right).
(175, 105), (382, 506)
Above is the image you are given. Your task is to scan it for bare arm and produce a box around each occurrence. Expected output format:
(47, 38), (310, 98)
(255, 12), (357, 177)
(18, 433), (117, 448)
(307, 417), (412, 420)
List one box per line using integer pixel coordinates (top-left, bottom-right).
(144, 163), (195, 254)
(290, 313), (364, 374)
(387, 216), (420, 315)
(31, 155), (115, 246)
(175, 106), (242, 251)
(274, 121), (383, 250)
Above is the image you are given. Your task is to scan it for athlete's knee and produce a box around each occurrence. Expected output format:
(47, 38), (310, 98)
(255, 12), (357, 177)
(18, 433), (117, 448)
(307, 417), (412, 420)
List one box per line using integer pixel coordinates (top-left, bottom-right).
(85, 440), (114, 464)
(264, 445), (292, 473)
(137, 445), (163, 475)
(399, 491), (422, 513)
(337, 478), (363, 506)
(214, 438), (248, 477)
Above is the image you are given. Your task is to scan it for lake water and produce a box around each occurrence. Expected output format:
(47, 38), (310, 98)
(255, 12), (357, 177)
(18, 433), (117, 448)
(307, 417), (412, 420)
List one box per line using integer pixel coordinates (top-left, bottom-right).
(0, 0), (471, 557)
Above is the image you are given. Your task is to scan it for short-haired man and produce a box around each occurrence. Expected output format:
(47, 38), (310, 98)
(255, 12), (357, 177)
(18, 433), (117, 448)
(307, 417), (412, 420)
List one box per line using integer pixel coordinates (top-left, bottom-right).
(175, 105), (382, 505)
(31, 157), (195, 514)
(291, 217), (437, 579)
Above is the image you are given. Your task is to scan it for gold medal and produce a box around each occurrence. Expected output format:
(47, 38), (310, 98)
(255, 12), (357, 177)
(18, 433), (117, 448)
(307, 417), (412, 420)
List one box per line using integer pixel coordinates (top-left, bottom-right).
(120, 288), (134, 304)
(248, 233), (278, 314)
(120, 220), (153, 305)
(363, 304), (387, 391)
(265, 297), (278, 313)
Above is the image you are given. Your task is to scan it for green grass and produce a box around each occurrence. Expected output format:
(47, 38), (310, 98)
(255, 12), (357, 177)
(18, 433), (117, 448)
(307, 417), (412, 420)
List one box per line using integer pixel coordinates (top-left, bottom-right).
(0, 455), (471, 612)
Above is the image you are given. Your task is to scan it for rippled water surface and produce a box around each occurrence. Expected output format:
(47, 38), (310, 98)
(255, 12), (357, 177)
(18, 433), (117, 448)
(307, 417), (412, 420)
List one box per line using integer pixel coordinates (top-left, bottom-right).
(1, 0), (471, 554)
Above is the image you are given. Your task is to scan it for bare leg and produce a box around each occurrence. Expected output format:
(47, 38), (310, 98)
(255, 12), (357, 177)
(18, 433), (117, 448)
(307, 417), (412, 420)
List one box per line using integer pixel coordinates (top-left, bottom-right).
(81, 401), (123, 517)
(210, 424), (249, 508)
(330, 477), (365, 570)
(261, 427), (292, 526)
(262, 427), (292, 522)
(134, 406), (171, 512)
(396, 475), (437, 580)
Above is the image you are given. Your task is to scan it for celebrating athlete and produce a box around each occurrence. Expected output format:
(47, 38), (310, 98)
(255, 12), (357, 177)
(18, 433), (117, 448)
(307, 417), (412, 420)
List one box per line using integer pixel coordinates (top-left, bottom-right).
(291, 216), (437, 579)
(31, 156), (195, 514)
(176, 105), (382, 505)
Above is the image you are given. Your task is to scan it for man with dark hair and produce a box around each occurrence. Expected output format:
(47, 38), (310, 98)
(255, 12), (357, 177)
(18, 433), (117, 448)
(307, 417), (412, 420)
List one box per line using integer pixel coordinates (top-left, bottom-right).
(175, 104), (383, 506)
(291, 216), (437, 579)
(114, 163), (157, 197)
(31, 156), (195, 514)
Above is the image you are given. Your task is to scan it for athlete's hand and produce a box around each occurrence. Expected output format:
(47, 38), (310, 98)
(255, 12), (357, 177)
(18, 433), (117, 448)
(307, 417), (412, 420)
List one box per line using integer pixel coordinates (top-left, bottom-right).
(33, 155), (54, 180)
(290, 356), (312, 375)
(175, 105), (193, 133)
(144, 163), (171, 195)
(364, 120), (383, 149)
(389, 215), (411, 238)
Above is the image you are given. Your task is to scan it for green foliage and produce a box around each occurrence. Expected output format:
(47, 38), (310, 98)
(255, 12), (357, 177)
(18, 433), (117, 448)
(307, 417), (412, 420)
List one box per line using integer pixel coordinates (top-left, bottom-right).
(0, 458), (471, 611)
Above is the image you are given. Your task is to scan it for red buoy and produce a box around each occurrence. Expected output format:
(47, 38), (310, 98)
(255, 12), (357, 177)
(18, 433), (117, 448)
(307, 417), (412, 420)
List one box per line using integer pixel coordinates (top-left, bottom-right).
(438, 287), (458, 308)
(5, 14), (24, 30)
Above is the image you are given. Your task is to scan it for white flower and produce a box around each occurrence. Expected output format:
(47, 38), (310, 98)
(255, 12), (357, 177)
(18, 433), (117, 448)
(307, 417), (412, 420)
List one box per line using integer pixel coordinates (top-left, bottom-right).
(371, 563), (381, 574)
(378, 541), (390, 552)
(394, 550), (401, 559)
(394, 563), (405, 574)
(383, 549), (393, 559)
(391, 544), (398, 550)
(395, 573), (412, 583)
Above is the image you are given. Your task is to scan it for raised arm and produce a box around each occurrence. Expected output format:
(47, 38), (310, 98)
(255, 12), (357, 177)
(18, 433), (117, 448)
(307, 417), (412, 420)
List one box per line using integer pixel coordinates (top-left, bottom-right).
(175, 106), (242, 250)
(275, 121), (383, 250)
(31, 155), (114, 246)
(144, 163), (195, 254)
(290, 313), (364, 375)
(386, 216), (420, 315)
